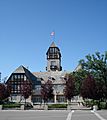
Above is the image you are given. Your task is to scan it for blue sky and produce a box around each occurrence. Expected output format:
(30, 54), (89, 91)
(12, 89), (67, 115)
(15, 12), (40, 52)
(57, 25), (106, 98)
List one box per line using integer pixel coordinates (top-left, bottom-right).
(0, 0), (107, 80)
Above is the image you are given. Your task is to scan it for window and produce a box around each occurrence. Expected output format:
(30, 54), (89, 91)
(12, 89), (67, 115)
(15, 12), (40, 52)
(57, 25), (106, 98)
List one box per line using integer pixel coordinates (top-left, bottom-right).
(59, 96), (65, 102)
(33, 97), (42, 103)
(54, 54), (58, 58)
(17, 85), (20, 90)
(51, 61), (56, 66)
(24, 76), (26, 81)
(18, 75), (20, 79)
(14, 75), (17, 79)
(12, 95), (17, 100)
(35, 85), (41, 90)
(11, 76), (13, 81)
(54, 48), (58, 53)
(50, 48), (54, 53)
(21, 75), (24, 79)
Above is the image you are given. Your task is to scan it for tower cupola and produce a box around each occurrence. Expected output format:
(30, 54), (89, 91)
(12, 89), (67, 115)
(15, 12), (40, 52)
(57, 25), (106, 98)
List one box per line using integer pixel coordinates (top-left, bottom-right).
(46, 42), (62, 71)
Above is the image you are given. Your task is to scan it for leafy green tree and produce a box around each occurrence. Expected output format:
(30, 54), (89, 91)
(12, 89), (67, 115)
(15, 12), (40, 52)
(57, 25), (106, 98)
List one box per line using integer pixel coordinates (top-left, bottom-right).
(72, 69), (89, 96)
(79, 51), (107, 108)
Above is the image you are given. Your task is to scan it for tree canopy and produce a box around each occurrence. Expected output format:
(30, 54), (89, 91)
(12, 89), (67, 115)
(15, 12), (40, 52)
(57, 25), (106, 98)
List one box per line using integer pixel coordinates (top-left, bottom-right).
(0, 83), (10, 102)
(41, 80), (54, 103)
(80, 75), (97, 99)
(21, 81), (32, 103)
(64, 74), (75, 101)
(79, 51), (107, 100)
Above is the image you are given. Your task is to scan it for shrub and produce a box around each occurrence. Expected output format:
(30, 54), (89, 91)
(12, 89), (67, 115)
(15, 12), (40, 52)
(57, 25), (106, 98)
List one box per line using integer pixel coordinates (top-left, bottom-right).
(99, 102), (107, 109)
(3, 103), (21, 108)
(48, 104), (67, 108)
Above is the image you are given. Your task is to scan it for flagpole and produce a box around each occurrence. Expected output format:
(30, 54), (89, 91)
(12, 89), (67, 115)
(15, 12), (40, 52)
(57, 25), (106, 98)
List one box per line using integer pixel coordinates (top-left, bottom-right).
(50, 31), (55, 42)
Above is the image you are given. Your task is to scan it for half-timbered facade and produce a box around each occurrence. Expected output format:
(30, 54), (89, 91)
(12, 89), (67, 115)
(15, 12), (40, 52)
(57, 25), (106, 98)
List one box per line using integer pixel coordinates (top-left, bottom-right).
(6, 65), (41, 103)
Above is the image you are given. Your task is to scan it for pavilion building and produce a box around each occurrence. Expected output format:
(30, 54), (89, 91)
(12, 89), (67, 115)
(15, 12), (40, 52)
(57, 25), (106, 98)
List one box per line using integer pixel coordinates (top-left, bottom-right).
(6, 42), (68, 103)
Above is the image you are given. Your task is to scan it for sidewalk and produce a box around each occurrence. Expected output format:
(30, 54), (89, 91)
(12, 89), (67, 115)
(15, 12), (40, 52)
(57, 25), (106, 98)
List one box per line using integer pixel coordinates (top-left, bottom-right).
(69, 103), (91, 110)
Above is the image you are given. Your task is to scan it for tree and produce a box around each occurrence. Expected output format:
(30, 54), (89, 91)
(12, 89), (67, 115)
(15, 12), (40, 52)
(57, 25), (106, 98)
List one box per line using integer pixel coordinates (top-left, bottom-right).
(72, 69), (88, 96)
(79, 51), (107, 108)
(21, 81), (32, 103)
(47, 80), (54, 100)
(79, 52), (107, 97)
(81, 75), (96, 99)
(64, 74), (75, 102)
(41, 80), (54, 104)
(0, 83), (10, 103)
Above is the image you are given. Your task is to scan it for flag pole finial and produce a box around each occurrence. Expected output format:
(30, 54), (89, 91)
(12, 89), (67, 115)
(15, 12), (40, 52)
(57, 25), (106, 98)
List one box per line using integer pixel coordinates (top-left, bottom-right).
(50, 31), (55, 41)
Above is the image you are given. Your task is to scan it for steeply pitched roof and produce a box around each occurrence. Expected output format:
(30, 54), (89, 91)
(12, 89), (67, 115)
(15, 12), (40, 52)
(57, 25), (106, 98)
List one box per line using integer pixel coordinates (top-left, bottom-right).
(8, 65), (41, 85)
(33, 71), (68, 84)
(33, 71), (69, 95)
(46, 42), (59, 55)
(50, 42), (56, 47)
(13, 65), (26, 73)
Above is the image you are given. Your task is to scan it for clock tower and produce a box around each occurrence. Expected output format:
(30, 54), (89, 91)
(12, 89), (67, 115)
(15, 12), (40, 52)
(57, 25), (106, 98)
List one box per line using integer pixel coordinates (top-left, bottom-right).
(46, 42), (62, 72)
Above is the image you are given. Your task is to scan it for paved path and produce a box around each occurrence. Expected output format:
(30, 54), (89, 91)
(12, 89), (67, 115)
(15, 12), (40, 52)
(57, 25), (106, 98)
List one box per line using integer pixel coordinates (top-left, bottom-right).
(0, 110), (106, 120)
(96, 110), (107, 120)
(0, 110), (69, 120)
(71, 110), (106, 120)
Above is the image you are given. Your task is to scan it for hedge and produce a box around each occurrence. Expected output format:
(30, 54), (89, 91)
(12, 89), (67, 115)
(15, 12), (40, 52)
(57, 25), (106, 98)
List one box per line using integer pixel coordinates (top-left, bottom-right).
(48, 104), (67, 108)
(3, 103), (21, 108)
